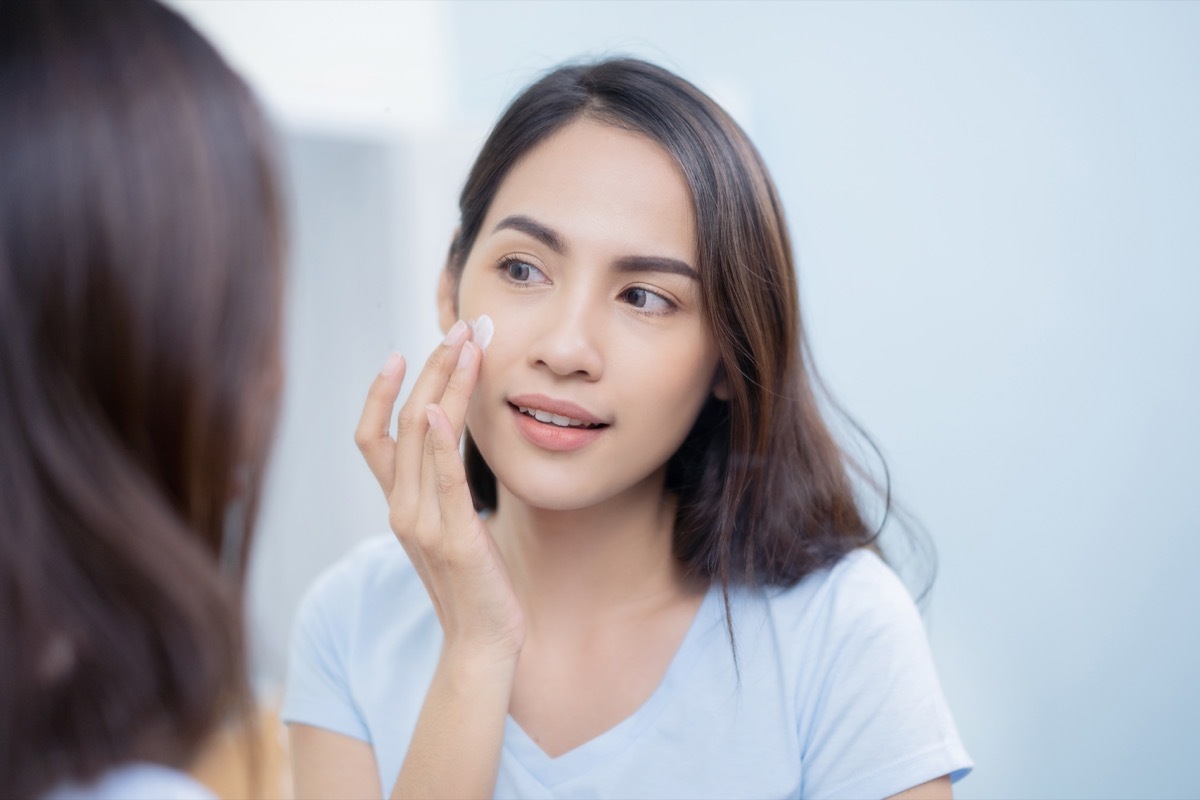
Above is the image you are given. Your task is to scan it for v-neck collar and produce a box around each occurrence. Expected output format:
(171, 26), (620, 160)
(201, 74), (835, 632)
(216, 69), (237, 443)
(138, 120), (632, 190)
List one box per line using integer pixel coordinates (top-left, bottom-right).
(501, 583), (724, 788)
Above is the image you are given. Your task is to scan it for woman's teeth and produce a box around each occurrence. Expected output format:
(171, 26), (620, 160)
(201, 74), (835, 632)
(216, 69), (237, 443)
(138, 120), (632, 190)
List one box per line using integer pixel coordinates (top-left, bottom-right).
(516, 406), (600, 428)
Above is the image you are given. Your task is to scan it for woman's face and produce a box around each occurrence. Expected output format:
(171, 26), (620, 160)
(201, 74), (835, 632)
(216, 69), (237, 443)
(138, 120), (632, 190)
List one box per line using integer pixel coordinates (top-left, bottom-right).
(446, 119), (723, 512)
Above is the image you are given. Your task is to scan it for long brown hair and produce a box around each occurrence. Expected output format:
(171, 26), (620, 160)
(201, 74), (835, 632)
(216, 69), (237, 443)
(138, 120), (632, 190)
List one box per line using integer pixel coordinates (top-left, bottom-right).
(451, 58), (903, 593)
(0, 1), (284, 797)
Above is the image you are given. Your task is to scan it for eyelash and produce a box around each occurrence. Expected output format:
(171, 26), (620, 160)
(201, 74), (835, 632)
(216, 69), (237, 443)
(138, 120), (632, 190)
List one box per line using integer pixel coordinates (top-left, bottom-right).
(618, 286), (675, 316)
(497, 255), (548, 286)
(495, 256), (677, 316)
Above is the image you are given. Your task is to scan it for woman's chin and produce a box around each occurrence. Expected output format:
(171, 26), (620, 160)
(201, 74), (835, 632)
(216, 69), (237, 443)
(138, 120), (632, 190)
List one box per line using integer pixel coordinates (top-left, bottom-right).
(490, 461), (669, 517)
(497, 477), (610, 514)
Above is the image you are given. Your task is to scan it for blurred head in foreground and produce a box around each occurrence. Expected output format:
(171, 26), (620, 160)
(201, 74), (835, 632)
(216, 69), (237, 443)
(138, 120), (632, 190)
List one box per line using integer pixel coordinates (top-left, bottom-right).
(0, 0), (285, 796)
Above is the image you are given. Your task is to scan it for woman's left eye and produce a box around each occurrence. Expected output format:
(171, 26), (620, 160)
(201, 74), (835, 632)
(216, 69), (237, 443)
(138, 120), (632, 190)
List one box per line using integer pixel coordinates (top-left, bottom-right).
(621, 286), (674, 314)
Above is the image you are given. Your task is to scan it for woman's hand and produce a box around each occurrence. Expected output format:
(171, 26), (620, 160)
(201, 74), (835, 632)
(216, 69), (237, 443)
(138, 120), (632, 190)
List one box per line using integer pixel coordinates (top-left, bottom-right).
(355, 320), (525, 661)
(355, 320), (521, 798)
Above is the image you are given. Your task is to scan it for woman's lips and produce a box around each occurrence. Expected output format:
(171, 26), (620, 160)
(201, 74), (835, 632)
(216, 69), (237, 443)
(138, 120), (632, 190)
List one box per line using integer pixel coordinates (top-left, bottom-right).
(506, 394), (608, 426)
(507, 394), (609, 452)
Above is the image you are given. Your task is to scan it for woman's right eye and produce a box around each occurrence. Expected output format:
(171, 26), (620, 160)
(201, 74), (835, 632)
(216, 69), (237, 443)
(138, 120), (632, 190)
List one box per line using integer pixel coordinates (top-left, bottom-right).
(500, 258), (547, 284)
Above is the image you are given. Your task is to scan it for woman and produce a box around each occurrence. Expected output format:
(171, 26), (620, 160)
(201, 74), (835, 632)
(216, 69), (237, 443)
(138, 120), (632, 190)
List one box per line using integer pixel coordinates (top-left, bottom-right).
(0, 1), (284, 798)
(284, 58), (972, 799)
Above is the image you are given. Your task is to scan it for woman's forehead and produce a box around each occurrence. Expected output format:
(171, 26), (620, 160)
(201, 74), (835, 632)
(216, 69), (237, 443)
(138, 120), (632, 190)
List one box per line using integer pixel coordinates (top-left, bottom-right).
(480, 119), (698, 266)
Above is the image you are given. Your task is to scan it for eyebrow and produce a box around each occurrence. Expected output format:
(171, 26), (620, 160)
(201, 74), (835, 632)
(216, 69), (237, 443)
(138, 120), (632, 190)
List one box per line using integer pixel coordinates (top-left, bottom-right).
(613, 255), (698, 281)
(493, 214), (567, 255)
(492, 214), (699, 281)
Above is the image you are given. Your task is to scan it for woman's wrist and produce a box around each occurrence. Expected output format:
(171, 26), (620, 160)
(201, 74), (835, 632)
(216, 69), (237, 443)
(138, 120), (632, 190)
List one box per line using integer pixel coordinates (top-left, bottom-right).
(437, 641), (520, 690)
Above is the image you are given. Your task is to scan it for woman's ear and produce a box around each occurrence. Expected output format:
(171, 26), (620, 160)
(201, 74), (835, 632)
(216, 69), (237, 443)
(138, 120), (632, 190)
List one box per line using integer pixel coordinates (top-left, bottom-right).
(437, 267), (458, 335)
(437, 230), (462, 335)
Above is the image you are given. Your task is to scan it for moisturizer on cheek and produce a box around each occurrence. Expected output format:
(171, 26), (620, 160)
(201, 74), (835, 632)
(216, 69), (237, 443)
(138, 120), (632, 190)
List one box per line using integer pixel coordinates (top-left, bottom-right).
(466, 314), (494, 351)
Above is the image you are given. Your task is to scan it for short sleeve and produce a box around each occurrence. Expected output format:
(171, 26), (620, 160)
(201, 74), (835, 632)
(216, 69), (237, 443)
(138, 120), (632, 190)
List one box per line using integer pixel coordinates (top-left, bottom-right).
(797, 552), (973, 799)
(44, 764), (216, 800)
(279, 562), (370, 741)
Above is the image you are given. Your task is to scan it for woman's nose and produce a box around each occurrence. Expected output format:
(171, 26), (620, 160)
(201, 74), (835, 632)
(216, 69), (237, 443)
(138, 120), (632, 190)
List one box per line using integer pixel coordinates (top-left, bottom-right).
(526, 293), (605, 380)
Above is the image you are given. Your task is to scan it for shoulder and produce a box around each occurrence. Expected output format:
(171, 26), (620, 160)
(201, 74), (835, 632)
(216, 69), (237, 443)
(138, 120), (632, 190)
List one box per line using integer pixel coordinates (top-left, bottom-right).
(682, 550), (969, 797)
(754, 551), (973, 797)
(297, 532), (425, 621)
(287, 532), (433, 674)
(758, 548), (922, 642)
(43, 763), (215, 800)
(723, 547), (933, 718)
(281, 532), (438, 738)
(308, 532), (413, 590)
(739, 548), (942, 728)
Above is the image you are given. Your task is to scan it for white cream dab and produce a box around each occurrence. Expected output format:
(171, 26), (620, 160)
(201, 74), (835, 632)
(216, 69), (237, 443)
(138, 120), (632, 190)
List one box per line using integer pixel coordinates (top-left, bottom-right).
(467, 314), (494, 351)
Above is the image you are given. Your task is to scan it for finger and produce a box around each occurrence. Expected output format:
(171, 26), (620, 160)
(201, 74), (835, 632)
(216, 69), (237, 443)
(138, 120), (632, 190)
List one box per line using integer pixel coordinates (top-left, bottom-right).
(438, 341), (481, 441)
(415, 414), (442, 556)
(354, 352), (406, 493)
(392, 319), (471, 498)
(425, 403), (478, 542)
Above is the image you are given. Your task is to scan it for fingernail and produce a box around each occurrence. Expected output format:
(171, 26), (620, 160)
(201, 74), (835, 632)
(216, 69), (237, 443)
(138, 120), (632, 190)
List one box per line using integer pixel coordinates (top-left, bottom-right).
(457, 341), (474, 368)
(442, 319), (468, 346)
(424, 404), (439, 428)
(381, 352), (402, 376)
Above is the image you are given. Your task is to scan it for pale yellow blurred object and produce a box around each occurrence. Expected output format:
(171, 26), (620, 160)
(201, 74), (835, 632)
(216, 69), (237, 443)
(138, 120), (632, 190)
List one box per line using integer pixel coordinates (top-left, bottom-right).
(189, 703), (292, 800)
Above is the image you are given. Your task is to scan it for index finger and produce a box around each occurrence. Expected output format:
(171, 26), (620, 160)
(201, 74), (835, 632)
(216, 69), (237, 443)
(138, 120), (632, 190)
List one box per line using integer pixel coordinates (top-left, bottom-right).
(392, 319), (471, 497)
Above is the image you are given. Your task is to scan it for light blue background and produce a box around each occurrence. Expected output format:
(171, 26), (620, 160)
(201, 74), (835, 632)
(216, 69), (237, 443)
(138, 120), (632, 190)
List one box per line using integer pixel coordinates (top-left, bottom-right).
(438, 2), (1199, 798)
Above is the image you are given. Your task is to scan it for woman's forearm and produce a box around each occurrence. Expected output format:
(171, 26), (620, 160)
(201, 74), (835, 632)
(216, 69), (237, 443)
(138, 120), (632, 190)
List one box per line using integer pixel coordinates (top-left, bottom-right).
(389, 646), (517, 800)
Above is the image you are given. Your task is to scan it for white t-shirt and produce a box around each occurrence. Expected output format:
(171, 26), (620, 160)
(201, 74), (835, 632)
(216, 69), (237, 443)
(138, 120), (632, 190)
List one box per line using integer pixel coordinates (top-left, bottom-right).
(43, 763), (215, 800)
(282, 534), (972, 799)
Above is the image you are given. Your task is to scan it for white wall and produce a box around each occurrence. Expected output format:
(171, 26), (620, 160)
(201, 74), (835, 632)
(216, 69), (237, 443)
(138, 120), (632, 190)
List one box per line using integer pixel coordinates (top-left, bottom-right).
(169, 0), (452, 134)
(172, 2), (1200, 797)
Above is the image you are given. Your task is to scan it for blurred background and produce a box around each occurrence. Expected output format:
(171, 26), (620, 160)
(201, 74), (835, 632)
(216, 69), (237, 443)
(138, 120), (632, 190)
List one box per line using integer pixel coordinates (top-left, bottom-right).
(166, 2), (1199, 798)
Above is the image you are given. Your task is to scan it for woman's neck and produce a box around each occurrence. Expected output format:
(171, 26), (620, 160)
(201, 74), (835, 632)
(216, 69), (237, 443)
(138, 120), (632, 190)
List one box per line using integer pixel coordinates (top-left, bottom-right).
(487, 470), (694, 635)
